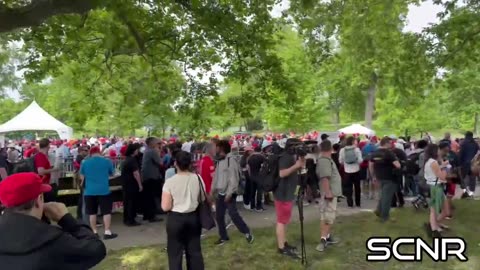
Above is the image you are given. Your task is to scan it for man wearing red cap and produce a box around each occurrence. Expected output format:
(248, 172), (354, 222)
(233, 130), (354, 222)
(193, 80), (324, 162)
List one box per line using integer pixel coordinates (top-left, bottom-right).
(0, 173), (106, 269)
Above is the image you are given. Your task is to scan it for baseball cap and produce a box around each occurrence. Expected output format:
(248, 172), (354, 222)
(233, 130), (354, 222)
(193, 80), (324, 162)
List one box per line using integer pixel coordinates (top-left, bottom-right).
(0, 173), (52, 208)
(90, 146), (101, 155)
(321, 134), (329, 140)
(244, 146), (254, 152)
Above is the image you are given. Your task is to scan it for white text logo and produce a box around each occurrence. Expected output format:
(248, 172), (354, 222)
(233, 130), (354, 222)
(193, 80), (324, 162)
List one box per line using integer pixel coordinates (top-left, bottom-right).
(366, 237), (468, 262)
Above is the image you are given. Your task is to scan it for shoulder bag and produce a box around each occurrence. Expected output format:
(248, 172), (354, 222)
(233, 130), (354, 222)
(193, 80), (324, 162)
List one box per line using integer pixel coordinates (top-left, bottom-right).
(196, 174), (216, 230)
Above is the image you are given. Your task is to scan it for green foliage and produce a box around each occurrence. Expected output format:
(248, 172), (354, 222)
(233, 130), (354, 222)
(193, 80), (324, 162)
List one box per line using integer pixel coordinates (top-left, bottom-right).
(0, 0), (479, 135)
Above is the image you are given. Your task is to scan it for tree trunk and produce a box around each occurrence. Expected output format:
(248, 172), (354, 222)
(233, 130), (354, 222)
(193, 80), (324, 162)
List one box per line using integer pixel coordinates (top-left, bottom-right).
(474, 112), (479, 135)
(333, 109), (341, 129)
(364, 72), (378, 129)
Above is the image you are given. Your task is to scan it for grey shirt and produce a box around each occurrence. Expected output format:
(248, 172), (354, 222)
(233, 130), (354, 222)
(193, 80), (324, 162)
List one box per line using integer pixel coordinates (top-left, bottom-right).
(274, 154), (298, 202)
(141, 148), (161, 180)
(316, 156), (342, 197)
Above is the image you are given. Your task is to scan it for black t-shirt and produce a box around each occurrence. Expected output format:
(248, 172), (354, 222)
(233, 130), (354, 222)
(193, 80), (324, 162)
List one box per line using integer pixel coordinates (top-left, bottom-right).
(274, 154), (298, 202)
(370, 148), (398, 181)
(247, 153), (265, 176)
(121, 156), (140, 191)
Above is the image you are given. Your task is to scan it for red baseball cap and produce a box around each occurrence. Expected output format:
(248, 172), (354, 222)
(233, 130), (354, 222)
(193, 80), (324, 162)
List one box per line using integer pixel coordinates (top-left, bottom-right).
(90, 146), (101, 155)
(0, 173), (52, 208)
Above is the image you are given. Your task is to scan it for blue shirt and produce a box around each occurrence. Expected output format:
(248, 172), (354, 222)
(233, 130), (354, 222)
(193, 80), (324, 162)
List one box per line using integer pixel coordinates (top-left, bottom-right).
(80, 156), (114, 196)
(165, 167), (176, 181)
(362, 143), (378, 159)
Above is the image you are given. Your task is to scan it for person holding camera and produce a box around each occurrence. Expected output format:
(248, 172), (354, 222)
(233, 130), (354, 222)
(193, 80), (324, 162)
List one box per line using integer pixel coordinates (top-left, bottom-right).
(0, 173), (106, 270)
(275, 138), (305, 258)
(315, 140), (342, 252)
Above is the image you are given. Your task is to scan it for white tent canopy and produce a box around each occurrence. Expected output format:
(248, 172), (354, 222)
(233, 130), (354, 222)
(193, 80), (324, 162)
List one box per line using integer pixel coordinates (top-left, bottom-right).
(0, 101), (73, 140)
(338, 124), (375, 136)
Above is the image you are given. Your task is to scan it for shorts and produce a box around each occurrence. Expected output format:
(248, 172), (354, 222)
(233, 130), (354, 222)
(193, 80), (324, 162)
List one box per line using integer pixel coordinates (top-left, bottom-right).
(319, 197), (338, 225)
(445, 183), (456, 197)
(429, 185), (445, 215)
(274, 200), (293, 225)
(84, 195), (113, 215)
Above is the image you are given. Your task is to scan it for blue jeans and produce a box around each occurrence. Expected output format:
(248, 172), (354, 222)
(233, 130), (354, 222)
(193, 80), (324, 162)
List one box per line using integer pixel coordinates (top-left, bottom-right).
(215, 194), (250, 240)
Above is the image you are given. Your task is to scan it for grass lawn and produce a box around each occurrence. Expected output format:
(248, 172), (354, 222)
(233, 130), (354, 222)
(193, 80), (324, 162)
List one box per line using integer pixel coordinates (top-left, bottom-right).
(96, 200), (480, 270)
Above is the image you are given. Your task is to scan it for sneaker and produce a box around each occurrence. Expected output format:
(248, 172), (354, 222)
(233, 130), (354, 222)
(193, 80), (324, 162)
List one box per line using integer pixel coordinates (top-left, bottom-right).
(104, 233), (118, 240)
(245, 234), (254, 244)
(278, 247), (300, 259)
(315, 238), (328, 252)
(284, 242), (297, 252)
(327, 235), (339, 245)
(214, 239), (229, 246)
(243, 204), (251, 210)
(432, 230), (442, 238)
(461, 192), (471, 199)
(255, 208), (265, 213)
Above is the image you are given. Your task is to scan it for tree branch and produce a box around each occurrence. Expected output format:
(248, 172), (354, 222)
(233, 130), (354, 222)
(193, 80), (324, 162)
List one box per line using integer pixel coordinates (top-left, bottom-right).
(0, 0), (99, 33)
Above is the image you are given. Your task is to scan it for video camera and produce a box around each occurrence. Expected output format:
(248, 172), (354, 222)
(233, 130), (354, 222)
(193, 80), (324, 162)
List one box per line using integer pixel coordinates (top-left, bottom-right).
(286, 140), (319, 157)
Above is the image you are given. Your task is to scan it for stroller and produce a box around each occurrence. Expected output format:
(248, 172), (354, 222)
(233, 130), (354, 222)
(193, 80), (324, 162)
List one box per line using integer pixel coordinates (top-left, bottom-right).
(412, 178), (430, 210)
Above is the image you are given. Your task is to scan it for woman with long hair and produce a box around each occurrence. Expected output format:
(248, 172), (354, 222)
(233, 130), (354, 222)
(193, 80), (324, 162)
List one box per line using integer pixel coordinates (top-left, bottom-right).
(121, 143), (143, 226)
(161, 151), (205, 270)
(423, 144), (449, 237)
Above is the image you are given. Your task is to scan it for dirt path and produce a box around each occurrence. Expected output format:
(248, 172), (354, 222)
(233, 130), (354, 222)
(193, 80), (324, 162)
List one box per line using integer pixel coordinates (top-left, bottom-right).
(102, 197), (379, 250)
(101, 185), (479, 251)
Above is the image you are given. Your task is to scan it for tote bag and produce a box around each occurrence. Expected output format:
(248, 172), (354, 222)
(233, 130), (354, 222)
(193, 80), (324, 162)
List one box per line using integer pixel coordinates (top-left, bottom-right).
(196, 175), (216, 230)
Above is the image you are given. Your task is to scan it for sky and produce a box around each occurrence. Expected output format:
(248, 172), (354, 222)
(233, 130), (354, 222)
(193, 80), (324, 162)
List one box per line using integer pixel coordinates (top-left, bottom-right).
(272, 0), (443, 33)
(6, 1), (444, 100)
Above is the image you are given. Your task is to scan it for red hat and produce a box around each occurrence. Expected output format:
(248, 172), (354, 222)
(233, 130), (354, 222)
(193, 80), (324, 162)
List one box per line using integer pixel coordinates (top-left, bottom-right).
(0, 173), (52, 208)
(90, 146), (101, 155)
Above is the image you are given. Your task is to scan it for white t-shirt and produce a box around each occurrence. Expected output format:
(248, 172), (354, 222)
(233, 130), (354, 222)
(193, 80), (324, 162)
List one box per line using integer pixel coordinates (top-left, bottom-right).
(163, 173), (205, 213)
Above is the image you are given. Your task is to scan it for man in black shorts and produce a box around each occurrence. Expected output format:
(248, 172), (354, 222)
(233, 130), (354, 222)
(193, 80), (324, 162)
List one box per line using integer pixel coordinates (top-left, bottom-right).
(80, 146), (118, 240)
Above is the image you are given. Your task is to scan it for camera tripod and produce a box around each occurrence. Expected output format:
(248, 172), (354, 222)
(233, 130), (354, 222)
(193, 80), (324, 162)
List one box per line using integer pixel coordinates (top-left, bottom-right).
(296, 172), (308, 266)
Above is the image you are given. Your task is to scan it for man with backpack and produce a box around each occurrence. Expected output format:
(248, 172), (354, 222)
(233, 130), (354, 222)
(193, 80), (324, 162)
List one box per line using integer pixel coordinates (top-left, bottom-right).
(339, 136), (363, 208)
(273, 138), (305, 258)
(211, 140), (254, 246)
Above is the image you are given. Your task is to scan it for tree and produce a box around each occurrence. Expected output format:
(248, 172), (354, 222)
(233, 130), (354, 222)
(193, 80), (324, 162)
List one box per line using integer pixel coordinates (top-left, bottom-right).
(289, 0), (426, 128)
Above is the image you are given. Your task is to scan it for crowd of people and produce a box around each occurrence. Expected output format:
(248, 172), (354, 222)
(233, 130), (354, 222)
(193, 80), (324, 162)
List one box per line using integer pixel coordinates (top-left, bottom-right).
(0, 130), (478, 269)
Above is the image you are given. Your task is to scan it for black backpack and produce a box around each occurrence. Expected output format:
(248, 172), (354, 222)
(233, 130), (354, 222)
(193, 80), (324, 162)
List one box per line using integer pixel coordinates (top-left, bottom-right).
(405, 152), (421, 176)
(11, 155), (37, 174)
(259, 154), (282, 192)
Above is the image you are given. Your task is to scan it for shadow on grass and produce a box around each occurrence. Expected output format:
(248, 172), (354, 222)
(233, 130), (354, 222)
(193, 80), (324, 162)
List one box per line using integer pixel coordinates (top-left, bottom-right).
(96, 200), (480, 270)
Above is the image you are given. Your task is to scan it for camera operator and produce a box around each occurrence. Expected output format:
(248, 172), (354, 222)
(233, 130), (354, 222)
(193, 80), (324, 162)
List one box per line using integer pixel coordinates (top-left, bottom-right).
(315, 140), (342, 252)
(275, 138), (305, 259)
(0, 173), (106, 270)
